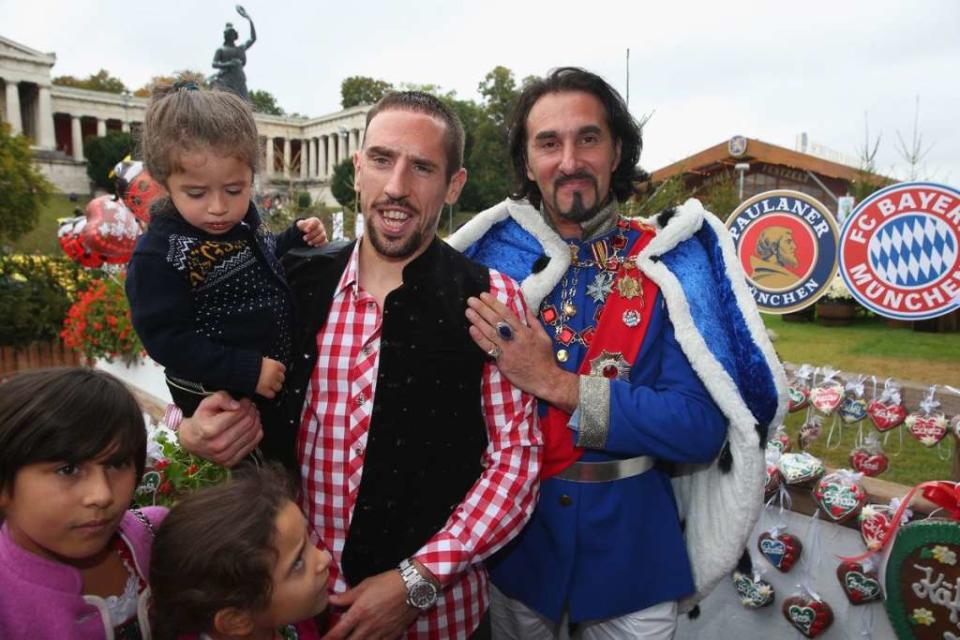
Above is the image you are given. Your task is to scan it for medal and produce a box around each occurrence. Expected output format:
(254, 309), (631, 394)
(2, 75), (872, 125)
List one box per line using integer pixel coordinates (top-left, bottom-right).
(589, 351), (631, 381)
(540, 304), (558, 325)
(617, 275), (641, 299)
(586, 271), (614, 303)
(556, 349), (569, 363)
(622, 309), (641, 327)
(562, 301), (577, 318)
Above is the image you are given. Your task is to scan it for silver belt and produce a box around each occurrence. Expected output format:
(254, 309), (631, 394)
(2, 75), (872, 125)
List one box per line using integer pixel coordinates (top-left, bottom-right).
(554, 456), (655, 483)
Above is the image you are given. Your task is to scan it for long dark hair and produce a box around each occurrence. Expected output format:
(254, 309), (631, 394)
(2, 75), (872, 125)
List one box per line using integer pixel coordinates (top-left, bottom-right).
(149, 465), (294, 640)
(508, 67), (643, 209)
(0, 367), (146, 495)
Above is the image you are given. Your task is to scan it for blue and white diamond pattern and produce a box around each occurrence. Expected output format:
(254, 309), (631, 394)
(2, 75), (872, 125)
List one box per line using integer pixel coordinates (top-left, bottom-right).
(868, 214), (957, 288)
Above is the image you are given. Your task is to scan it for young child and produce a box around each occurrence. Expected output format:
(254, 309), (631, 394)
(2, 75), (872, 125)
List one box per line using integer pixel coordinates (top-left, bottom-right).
(149, 465), (331, 640)
(126, 84), (327, 418)
(0, 367), (164, 639)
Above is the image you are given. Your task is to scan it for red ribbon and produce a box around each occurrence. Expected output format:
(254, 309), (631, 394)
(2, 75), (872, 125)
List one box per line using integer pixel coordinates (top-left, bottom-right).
(840, 480), (960, 563)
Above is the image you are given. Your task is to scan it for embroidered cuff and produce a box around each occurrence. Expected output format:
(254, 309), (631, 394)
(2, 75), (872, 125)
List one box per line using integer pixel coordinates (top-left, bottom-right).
(576, 375), (610, 449)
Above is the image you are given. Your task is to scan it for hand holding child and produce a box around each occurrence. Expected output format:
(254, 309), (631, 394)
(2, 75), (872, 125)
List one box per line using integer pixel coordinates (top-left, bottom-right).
(256, 357), (286, 399)
(297, 217), (327, 246)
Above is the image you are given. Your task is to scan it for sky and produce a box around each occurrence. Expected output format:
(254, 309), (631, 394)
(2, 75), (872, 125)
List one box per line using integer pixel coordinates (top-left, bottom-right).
(3, 0), (959, 184)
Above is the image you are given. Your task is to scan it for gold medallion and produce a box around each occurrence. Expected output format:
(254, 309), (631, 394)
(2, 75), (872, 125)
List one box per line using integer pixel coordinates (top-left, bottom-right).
(562, 302), (577, 318)
(617, 275), (641, 299)
(556, 349), (569, 363)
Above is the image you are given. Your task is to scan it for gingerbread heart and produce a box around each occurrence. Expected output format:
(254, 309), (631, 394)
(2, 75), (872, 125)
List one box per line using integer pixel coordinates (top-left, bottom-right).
(777, 452), (825, 485)
(732, 571), (775, 609)
(838, 396), (868, 423)
(765, 462), (781, 498)
(850, 447), (889, 477)
(766, 430), (791, 455)
(813, 471), (867, 522)
(758, 530), (803, 572)
(836, 560), (882, 605)
(797, 420), (822, 450)
(811, 382), (843, 415)
(859, 504), (894, 550)
(782, 593), (834, 638)
(788, 384), (809, 412)
(906, 411), (948, 447)
(867, 399), (907, 432)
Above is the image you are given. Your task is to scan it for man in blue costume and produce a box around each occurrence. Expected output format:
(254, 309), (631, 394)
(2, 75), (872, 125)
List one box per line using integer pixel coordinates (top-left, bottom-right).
(448, 67), (786, 638)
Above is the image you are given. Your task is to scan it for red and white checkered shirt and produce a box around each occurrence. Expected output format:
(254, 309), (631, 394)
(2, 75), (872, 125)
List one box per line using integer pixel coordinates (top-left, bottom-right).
(297, 241), (542, 640)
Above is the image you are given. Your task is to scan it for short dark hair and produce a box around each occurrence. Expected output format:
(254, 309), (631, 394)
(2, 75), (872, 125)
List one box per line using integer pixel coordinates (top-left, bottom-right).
(149, 465), (295, 640)
(508, 67), (643, 209)
(363, 91), (465, 181)
(0, 368), (146, 495)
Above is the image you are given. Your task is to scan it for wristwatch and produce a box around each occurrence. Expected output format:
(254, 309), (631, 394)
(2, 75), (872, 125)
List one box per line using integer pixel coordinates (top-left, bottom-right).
(398, 559), (439, 610)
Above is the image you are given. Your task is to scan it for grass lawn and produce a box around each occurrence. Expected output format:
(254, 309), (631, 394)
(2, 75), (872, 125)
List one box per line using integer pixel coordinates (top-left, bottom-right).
(764, 314), (960, 485)
(11, 193), (90, 256)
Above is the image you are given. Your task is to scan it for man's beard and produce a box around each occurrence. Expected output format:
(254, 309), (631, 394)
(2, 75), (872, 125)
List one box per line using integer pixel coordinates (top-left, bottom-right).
(777, 249), (799, 268)
(552, 172), (602, 224)
(364, 196), (426, 260)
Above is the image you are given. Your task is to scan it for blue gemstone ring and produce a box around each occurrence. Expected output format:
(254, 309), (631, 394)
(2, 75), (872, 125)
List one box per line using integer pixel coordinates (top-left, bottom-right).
(496, 321), (515, 341)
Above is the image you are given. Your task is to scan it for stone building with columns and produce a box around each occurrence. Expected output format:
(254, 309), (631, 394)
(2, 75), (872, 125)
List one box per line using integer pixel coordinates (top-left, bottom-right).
(0, 34), (368, 206)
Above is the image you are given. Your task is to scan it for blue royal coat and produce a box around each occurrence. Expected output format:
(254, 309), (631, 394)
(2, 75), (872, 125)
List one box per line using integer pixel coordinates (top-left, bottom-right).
(448, 198), (787, 620)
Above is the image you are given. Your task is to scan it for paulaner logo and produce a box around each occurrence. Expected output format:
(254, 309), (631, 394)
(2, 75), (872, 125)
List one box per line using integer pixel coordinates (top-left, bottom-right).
(727, 190), (839, 314)
(839, 182), (960, 320)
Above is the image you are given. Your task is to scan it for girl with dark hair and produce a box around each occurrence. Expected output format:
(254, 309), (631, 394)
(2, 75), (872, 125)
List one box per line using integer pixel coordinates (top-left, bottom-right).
(0, 367), (165, 639)
(149, 466), (331, 640)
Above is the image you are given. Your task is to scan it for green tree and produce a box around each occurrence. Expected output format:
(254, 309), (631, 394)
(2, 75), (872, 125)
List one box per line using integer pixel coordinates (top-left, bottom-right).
(84, 132), (134, 191)
(626, 175), (691, 218)
(478, 66), (518, 132)
(250, 89), (284, 115)
(53, 69), (128, 94)
(0, 123), (53, 247)
(133, 70), (209, 97)
(331, 158), (356, 211)
(341, 76), (393, 108)
(696, 172), (740, 220)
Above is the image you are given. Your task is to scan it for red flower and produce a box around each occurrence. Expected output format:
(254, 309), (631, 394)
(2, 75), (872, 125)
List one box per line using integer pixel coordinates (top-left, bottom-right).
(154, 459), (169, 471)
(158, 481), (173, 495)
(187, 464), (199, 476)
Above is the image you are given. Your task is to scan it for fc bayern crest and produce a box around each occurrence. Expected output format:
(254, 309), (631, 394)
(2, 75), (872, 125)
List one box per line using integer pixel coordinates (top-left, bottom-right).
(726, 190), (839, 314)
(839, 182), (960, 320)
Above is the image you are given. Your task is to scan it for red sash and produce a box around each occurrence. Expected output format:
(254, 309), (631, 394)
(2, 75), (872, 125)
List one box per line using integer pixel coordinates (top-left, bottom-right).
(541, 221), (660, 479)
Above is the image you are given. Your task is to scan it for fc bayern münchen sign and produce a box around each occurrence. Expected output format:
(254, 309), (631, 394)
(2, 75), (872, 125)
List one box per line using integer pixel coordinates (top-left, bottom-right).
(726, 190), (839, 314)
(839, 182), (960, 320)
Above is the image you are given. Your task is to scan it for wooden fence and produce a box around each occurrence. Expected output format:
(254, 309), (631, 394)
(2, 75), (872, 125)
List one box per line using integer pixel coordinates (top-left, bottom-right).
(0, 340), (83, 378)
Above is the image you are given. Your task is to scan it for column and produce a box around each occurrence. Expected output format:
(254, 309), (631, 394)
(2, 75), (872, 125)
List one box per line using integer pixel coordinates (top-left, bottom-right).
(299, 139), (308, 179)
(353, 129), (360, 154)
(71, 116), (83, 160)
(4, 80), (22, 135)
(283, 137), (291, 178)
(311, 138), (319, 177)
(121, 121), (130, 133)
(318, 137), (327, 177)
(342, 132), (350, 159)
(96, 118), (106, 137)
(265, 136), (274, 177)
(37, 85), (55, 149)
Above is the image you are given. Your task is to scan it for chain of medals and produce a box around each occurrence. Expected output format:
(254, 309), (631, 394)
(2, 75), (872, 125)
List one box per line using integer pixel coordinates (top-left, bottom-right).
(540, 217), (644, 363)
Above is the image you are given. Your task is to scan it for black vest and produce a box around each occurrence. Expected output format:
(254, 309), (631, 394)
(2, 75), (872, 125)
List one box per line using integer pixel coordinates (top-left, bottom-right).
(273, 238), (490, 585)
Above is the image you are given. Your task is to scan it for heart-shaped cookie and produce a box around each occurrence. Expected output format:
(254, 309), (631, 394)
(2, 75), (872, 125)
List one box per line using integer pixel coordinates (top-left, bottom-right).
(867, 399), (907, 432)
(798, 420), (822, 450)
(788, 384), (809, 412)
(766, 430), (792, 455)
(850, 447), (889, 477)
(765, 462), (781, 498)
(811, 382), (843, 415)
(777, 452), (825, 485)
(838, 396), (868, 423)
(782, 593), (834, 638)
(906, 411), (948, 447)
(813, 471), (867, 522)
(732, 571), (775, 609)
(859, 504), (895, 550)
(836, 560), (882, 605)
(758, 530), (803, 572)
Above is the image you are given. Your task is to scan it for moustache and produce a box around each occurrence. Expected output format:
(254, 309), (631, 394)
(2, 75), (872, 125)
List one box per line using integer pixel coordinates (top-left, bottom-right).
(554, 172), (598, 191)
(371, 195), (418, 215)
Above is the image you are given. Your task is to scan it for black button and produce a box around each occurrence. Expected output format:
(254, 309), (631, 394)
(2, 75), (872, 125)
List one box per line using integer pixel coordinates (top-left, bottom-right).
(559, 494), (573, 507)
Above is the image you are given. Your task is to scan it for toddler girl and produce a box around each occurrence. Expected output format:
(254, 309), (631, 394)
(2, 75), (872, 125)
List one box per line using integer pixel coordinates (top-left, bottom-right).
(126, 84), (326, 418)
(149, 465), (331, 639)
(0, 367), (164, 639)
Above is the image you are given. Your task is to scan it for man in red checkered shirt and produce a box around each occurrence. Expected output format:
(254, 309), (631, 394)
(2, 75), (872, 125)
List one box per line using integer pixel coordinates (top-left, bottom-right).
(179, 92), (542, 640)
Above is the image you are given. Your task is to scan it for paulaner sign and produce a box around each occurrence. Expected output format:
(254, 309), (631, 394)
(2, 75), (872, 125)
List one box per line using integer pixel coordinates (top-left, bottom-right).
(839, 182), (960, 320)
(726, 190), (839, 314)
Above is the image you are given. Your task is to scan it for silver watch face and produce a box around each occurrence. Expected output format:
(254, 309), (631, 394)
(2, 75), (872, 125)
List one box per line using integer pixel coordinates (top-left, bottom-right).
(408, 580), (438, 609)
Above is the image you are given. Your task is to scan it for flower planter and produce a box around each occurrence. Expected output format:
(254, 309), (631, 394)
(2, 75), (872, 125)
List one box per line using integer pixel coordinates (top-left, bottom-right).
(816, 301), (857, 326)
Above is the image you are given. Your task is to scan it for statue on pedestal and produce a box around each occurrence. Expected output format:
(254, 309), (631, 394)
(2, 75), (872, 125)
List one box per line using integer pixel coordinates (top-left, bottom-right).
(211, 5), (256, 101)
